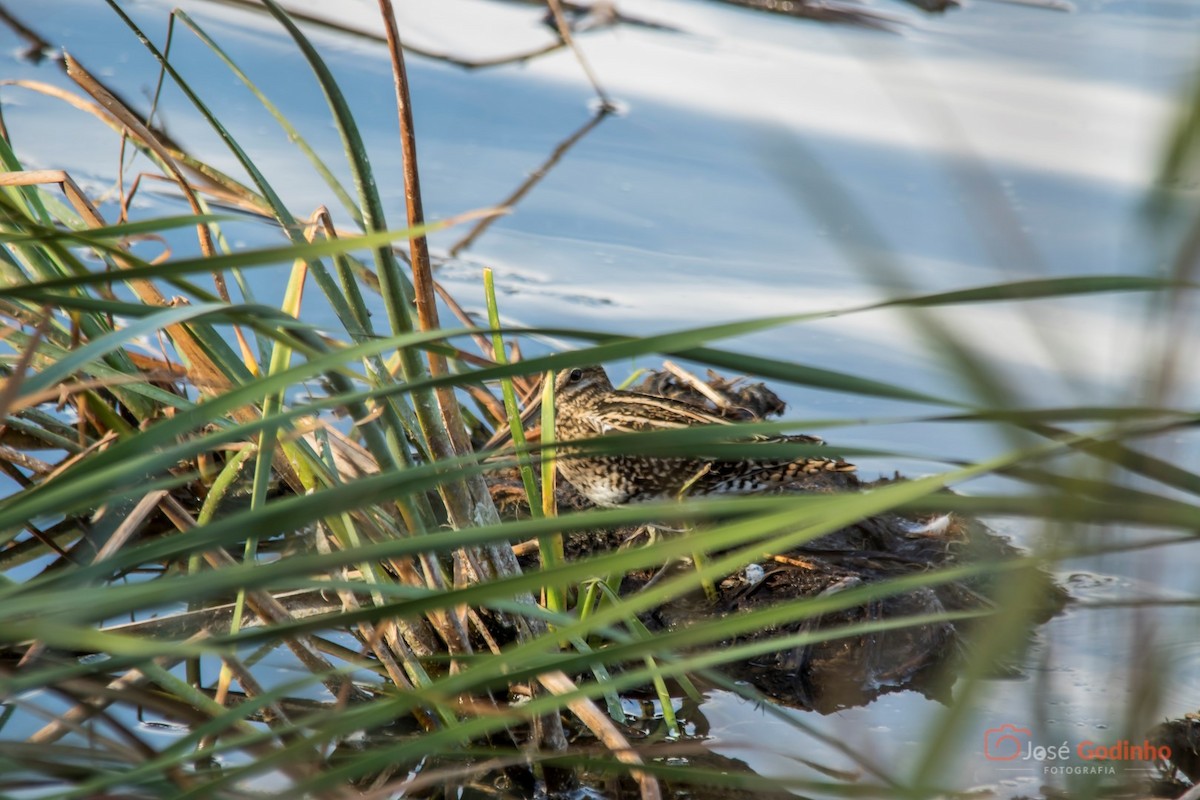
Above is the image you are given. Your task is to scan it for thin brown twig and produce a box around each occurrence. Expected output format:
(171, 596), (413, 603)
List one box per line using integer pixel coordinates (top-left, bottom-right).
(544, 0), (614, 110)
(448, 109), (610, 256)
(373, 0), (530, 664)
(8, 686), (158, 765)
(432, 278), (494, 356)
(0, 307), (51, 420)
(28, 633), (209, 746)
(0, 498), (73, 561)
(157, 494), (373, 705)
(199, 0), (569, 69)
(376, 3), (575, 761)
(0, 3), (53, 62)
(5, 662), (335, 793)
(4, 372), (191, 416)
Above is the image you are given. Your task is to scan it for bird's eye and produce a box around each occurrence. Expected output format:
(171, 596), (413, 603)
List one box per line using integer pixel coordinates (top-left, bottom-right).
(569, 368), (583, 382)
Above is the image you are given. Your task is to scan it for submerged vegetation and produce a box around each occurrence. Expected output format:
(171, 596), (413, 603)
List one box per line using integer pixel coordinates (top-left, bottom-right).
(0, 1), (1198, 798)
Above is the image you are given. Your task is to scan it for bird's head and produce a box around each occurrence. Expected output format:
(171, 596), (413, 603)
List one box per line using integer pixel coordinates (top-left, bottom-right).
(554, 365), (614, 404)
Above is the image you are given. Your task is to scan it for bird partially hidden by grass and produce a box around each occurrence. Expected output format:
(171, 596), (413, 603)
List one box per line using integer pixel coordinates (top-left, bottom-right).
(553, 365), (856, 507)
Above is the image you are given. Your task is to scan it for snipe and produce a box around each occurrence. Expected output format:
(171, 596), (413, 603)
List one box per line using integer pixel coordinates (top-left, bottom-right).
(553, 366), (855, 507)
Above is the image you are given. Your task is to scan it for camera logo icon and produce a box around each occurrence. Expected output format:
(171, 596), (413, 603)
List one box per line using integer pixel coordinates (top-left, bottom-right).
(984, 724), (1031, 761)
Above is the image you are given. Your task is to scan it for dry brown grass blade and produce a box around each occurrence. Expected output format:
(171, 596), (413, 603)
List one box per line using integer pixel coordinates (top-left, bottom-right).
(5, 373), (187, 416)
(538, 670), (662, 800)
(302, 422), (381, 479)
(62, 52), (257, 356)
(0, 169), (106, 228)
(119, 169), (272, 219)
(40, 429), (118, 486)
(461, 379), (508, 427)
(0, 168), (303, 488)
(90, 489), (169, 564)
(60, 57), (219, 229)
(124, 350), (187, 378)
(0, 79), (266, 214)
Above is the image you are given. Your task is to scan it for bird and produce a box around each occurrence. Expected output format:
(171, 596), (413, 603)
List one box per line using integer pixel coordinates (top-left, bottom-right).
(552, 366), (856, 507)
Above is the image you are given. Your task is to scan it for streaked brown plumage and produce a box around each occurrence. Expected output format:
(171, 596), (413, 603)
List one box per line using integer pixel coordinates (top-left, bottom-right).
(553, 366), (855, 507)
